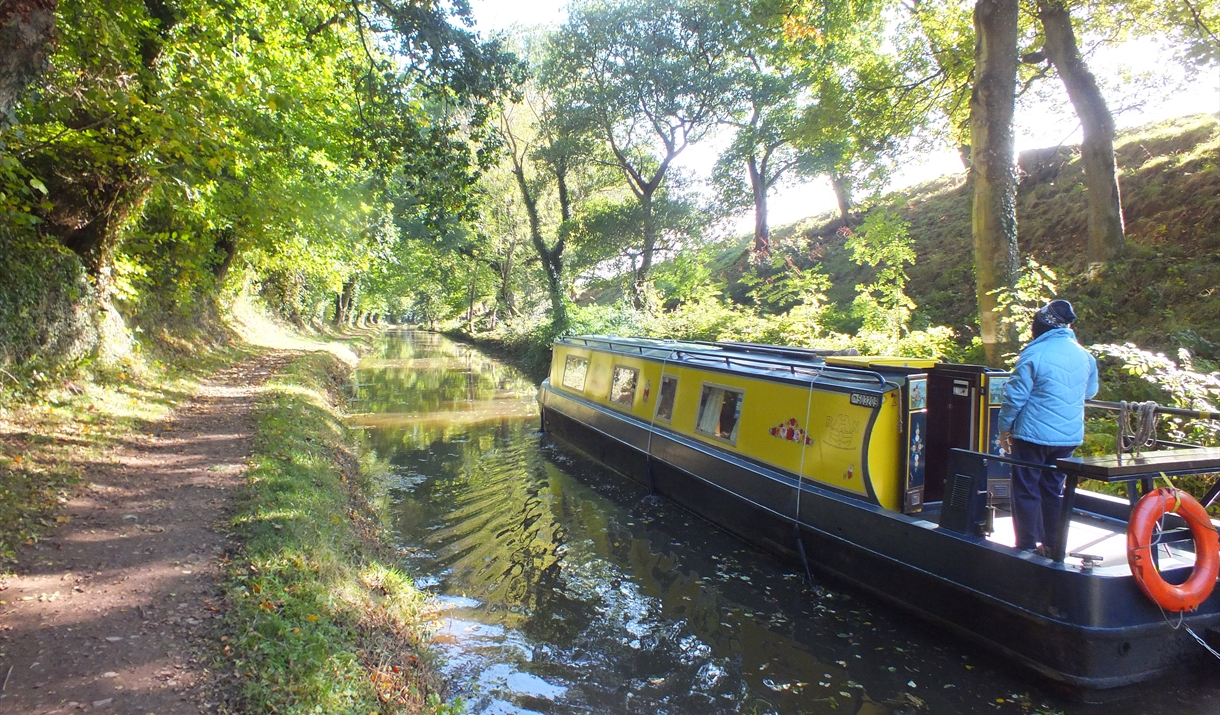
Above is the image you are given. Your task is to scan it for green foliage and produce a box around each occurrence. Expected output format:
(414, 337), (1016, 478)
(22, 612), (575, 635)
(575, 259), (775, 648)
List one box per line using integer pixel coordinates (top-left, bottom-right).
(543, 0), (739, 299)
(839, 210), (959, 358)
(0, 230), (96, 369)
(740, 253), (833, 313)
(1090, 343), (1220, 446)
(1085, 343), (1219, 509)
(1, 0), (521, 364)
(771, 0), (933, 212)
(991, 258), (1060, 351)
(847, 209), (917, 338)
(653, 247), (727, 306)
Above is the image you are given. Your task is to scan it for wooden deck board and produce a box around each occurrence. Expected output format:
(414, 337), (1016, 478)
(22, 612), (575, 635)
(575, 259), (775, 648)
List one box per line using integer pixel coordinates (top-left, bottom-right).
(1057, 448), (1220, 480)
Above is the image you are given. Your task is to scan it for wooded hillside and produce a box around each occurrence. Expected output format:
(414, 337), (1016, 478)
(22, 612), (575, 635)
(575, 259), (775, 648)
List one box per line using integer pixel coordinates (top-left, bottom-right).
(723, 114), (1220, 357)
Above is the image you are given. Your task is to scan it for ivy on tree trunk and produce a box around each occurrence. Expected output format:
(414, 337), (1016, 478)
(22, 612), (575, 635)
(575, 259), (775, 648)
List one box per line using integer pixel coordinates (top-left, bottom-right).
(969, 0), (1021, 366)
(0, 0), (56, 124)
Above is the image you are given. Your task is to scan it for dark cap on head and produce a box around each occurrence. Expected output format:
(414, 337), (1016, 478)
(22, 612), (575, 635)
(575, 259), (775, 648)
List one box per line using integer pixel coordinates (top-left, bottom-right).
(1033, 299), (1077, 336)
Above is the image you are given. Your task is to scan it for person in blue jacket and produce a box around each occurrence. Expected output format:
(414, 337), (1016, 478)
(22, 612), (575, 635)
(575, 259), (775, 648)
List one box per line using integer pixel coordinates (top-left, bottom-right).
(997, 299), (1098, 557)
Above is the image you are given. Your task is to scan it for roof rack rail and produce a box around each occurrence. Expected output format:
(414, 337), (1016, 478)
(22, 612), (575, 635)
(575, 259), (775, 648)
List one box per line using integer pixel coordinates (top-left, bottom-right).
(683, 339), (853, 360)
(558, 335), (889, 389)
(674, 349), (888, 388)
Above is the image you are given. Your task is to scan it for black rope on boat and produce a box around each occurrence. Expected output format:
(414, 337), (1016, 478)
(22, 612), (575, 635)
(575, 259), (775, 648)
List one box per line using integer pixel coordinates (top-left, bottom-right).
(795, 534), (820, 594)
(643, 351), (676, 496)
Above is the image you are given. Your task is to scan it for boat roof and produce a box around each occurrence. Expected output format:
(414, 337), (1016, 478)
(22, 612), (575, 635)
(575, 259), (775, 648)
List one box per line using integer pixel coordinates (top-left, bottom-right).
(557, 335), (931, 392)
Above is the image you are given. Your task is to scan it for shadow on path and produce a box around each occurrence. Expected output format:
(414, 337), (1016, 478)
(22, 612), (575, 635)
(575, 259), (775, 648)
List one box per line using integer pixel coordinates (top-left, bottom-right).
(0, 352), (298, 715)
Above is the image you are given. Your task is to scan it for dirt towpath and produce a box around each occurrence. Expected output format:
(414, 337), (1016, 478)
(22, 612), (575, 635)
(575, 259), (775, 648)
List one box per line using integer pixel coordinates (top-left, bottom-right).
(0, 352), (293, 714)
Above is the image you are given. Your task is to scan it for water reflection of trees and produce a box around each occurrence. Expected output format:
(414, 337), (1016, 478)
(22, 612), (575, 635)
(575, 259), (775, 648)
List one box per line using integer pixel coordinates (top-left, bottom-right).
(352, 362), (533, 416)
(353, 331), (537, 450)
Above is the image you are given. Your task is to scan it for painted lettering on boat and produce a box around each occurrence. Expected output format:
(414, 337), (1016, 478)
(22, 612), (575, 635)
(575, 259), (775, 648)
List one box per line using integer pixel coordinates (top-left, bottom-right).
(824, 414), (860, 450)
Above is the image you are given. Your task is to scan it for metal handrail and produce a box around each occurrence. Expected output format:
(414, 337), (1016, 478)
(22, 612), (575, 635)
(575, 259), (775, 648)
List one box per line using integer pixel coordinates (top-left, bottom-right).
(1085, 399), (1217, 421)
(950, 448), (1058, 473)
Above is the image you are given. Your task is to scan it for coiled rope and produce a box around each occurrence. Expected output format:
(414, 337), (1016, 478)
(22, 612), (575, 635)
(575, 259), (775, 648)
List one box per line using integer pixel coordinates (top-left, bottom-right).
(1117, 400), (1159, 458)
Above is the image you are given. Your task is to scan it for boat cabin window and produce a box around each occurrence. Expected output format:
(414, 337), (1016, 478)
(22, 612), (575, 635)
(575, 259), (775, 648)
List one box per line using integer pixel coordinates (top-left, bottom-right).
(655, 375), (678, 422)
(696, 384), (744, 443)
(562, 355), (588, 391)
(609, 366), (638, 407)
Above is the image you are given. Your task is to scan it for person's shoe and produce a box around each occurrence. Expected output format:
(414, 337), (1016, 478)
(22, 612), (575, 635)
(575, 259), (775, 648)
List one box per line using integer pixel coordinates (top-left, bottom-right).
(1035, 545), (1053, 558)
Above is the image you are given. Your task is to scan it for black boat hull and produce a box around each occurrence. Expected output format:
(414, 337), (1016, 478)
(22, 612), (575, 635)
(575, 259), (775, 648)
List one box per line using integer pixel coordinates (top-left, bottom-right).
(539, 382), (1220, 690)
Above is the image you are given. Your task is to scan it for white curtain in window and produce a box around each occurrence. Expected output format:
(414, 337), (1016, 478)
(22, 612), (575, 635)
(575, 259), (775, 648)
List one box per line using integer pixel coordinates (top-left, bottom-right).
(698, 388), (725, 434)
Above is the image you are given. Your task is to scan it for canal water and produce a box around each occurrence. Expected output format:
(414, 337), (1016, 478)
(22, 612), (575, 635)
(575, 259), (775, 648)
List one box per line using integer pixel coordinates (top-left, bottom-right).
(351, 331), (1220, 715)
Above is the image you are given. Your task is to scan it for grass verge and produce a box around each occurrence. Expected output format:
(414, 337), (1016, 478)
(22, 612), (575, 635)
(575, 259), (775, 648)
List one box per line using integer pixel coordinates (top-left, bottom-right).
(222, 351), (451, 714)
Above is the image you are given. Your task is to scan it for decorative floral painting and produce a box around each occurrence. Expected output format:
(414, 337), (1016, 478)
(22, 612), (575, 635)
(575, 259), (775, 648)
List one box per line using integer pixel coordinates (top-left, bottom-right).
(769, 418), (814, 445)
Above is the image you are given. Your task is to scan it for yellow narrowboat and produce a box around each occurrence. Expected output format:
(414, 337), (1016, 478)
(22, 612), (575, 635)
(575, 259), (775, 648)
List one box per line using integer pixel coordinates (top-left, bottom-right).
(537, 335), (1220, 691)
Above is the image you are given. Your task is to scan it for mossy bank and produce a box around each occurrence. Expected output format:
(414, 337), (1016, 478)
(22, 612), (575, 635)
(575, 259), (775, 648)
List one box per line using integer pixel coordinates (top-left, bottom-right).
(221, 351), (452, 714)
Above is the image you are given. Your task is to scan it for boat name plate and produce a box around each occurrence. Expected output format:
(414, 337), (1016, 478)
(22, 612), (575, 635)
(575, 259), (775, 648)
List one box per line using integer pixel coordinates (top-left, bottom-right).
(850, 392), (881, 409)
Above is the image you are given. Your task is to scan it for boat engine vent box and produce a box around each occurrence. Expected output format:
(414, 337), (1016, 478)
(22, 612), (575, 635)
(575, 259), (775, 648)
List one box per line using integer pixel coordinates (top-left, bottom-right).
(924, 364), (1011, 505)
(939, 449), (994, 535)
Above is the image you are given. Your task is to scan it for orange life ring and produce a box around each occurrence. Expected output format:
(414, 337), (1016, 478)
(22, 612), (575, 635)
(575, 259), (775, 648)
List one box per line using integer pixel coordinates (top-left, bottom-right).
(1127, 487), (1220, 612)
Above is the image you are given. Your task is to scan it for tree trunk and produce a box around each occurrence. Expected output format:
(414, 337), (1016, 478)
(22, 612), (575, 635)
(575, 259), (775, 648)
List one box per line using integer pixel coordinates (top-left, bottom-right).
(497, 232), (518, 319)
(0, 0), (56, 124)
(511, 165), (568, 331)
(556, 156), (573, 224)
(1037, 0), (1124, 265)
(958, 144), (972, 170)
(747, 156), (770, 260)
(970, 0), (1022, 366)
(466, 269), (475, 333)
(211, 227), (238, 283)
(335, 278), (357, 326)
(57, 177), (152, 291)
(829, 172), (854, 225)
(632, 191), (656, 310)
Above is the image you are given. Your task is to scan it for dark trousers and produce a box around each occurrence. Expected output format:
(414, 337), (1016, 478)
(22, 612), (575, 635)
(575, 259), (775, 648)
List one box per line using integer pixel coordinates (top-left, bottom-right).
(1010, 439), (1077, 552)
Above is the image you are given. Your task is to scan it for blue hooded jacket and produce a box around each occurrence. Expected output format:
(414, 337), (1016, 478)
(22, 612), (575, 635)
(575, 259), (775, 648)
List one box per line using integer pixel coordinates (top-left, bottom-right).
(998, 327), (1099, 446)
